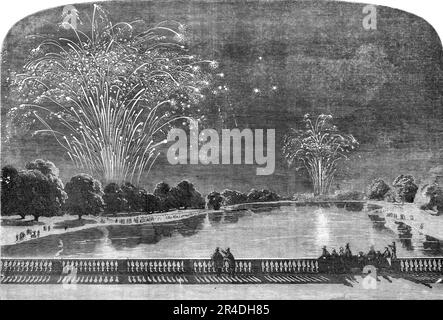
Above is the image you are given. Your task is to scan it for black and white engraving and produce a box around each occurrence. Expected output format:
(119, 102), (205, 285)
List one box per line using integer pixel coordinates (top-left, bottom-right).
(1, 1), (442, 300)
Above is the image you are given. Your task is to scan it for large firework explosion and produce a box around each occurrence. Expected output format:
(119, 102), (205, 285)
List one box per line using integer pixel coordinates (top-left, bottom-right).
(282, 114), (359, 196)
(7, 5), (221, 184)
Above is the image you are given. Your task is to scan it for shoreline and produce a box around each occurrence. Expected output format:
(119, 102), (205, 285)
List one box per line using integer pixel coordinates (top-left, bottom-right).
(1, 209), (212, 247)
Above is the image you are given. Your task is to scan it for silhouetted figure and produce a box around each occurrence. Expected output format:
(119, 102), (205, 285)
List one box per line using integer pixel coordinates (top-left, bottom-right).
(376, 250), (383, 266)
(320, 246), (330, 259)
(338, 247), (346, 272)
(382, 246), (392, 267)
(331, 249), (339, 273)
(367, 245), (376, 263)
(345, 243), (352, 258)
(318, 246), (332, 273)
(211, 247), (224, 276)
(357, 251), (365, 268)
(389, 242), (397, 259)
(222, 248), (235, 276)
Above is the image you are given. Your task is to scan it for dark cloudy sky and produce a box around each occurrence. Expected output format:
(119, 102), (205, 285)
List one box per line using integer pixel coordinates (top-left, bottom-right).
(1, 0), (443, 195)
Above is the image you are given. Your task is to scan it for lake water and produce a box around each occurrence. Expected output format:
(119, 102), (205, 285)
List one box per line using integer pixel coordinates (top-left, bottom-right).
(2, 205), (441, 258)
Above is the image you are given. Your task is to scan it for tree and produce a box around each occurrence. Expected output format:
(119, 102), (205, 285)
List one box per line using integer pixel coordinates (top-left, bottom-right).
(247, 189), (261, 202)
(103, 182), (127, 214)
(421, 184), (443, 214)
(25, 159), (67, 209)
(64, 174), (104, 219)
(145, 193), (160, 214)
(282, 114), (358, 196)
(8, 4), (219, 184)
(13, 170), (62, 221)
(176, 180), (193, 208)
(1, 165), (19, 216)
(121, 182), (147, 212)
(190, 190), (205, 209)
(247, 188), (279, 203)
(167, 186), (182, 210)
(221, 189), (248, 206)
(206, 191), (223, 210)
(367, 178), (390, 200)
(174, 180), (205, 209)
(154, 182), (172, 212)
(393, 175), (418, 203)
(134, 188), (149, 212)
(25, 159), (59, 177)
(258, 189), (280, 202)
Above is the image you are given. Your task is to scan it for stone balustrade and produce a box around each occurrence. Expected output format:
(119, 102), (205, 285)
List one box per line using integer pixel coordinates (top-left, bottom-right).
(1, 257), (442, 276)
(396, 257), (443, 273)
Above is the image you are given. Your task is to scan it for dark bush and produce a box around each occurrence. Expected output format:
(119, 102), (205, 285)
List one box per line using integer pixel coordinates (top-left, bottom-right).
(103, 183), (127, 214)
(221, 189), (248, 206)
(206, 191), (223, 210)
(335, 191), (365, 201)
(384, 189), (398, 203)
(420, 184), (443, 214)
(190, 190), (205, 209)
(65, 174), (104, 219)
(247, 189), (261, 202)
(258, 189), (280, 202)
(153, 182), (172, 212)
(145, 193), (160, 214)
(167, 186), (182, 210)
(166, 181), (205, 210)
(247, 189), (280, 203)
(121, 182), (148, 212)
(393, 174), (418, 203)
(367, 178), (390, 200)
(176, 180), (195, 209)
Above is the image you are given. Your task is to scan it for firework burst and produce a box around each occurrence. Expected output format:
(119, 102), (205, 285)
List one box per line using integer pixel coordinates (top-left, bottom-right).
(8, 5), (218, 184)
(282, 114), (359, 195)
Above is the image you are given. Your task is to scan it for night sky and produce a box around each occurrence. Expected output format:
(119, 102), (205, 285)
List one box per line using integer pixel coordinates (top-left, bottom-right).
(1, 1), (443, 195)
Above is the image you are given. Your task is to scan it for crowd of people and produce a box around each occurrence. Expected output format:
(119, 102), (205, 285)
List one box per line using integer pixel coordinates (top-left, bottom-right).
(319, 242), (397, 273)
(15, 226), (51, 242)
(211, 247), (236, 276)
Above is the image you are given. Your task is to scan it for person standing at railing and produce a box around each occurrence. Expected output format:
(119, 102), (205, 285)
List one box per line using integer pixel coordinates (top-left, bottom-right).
(344, 243), (352, 258)
(383, 246), (392, 266)
(211, 248), (224, 276)
(388, 242), (397, 259)
(330, 249), (339, 273)
(367, 245), (376, 264)
(222, 248), (236, 276)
